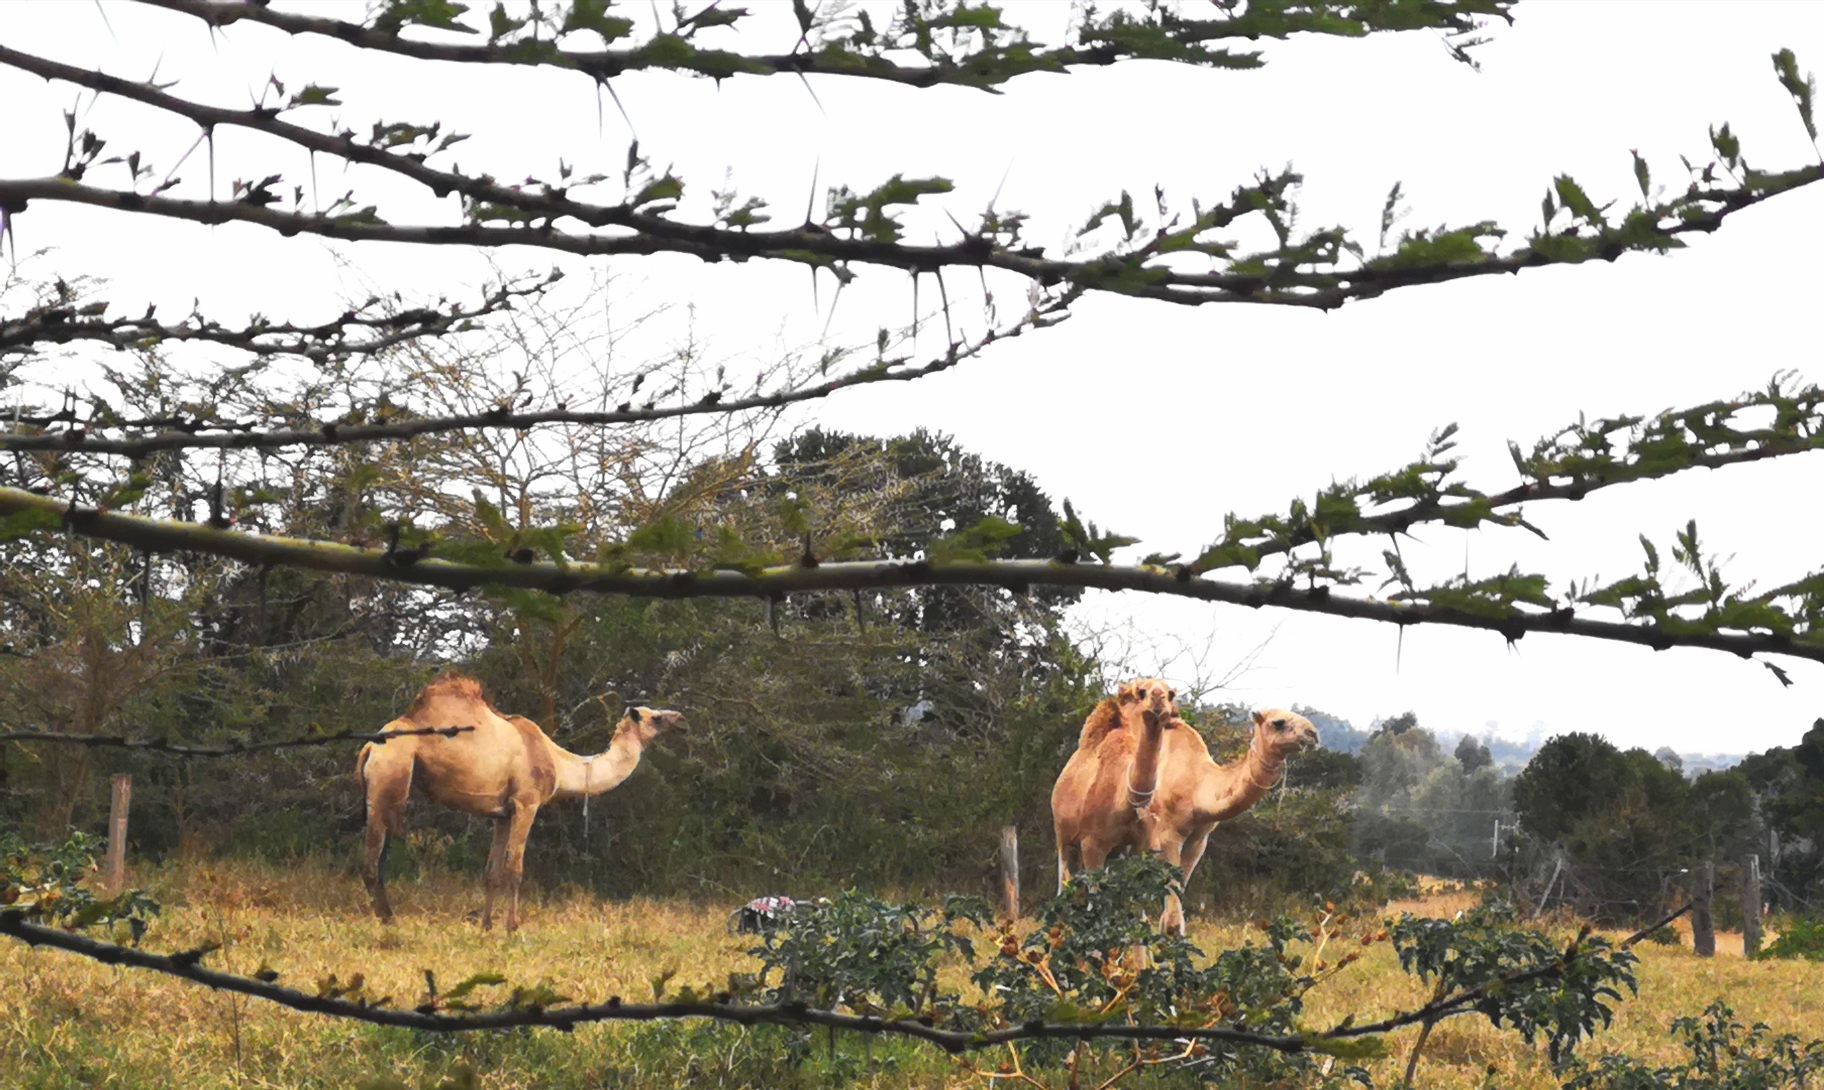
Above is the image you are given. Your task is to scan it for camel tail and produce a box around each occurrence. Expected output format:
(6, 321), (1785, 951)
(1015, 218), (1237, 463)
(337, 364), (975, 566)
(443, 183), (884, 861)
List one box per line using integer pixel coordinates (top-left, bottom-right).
(1077, 697), (1121, 750)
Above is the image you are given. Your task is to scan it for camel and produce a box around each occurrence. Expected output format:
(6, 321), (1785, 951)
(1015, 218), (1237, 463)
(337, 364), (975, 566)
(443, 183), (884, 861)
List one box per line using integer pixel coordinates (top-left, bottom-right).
(1051, 679), (1319, 935)
(356, 671), (685, 932)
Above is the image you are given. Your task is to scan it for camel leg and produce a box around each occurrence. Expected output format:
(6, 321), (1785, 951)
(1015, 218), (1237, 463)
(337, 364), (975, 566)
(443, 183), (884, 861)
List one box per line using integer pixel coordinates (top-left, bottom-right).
(481, 815), (511, 931)
(361, 759), (412, 923)
(363, 821), (393, 923)
(1155, 838), (1189, 936)
(1055, 827), (1080, 894)
(499, 803), (539, 934)
(1078, 841), (1111, 873)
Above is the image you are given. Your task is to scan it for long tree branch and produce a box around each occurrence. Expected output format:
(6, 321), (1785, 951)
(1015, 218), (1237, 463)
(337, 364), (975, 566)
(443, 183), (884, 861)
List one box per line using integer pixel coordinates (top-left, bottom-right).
(0, 288), (1077, 455)
(143, 0), (1509, 92)
(0, 903), (1649, 1054)
(0, 271), (557, 367)
(2, 487), (1817, 665)
(4, 39), (1817, 311)
(0, 724), (472, 757)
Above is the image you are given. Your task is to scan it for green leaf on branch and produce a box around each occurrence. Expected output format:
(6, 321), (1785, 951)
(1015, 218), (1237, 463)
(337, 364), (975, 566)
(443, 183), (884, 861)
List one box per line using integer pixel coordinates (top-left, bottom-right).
(928, 515), (1021, 565)
(1773, 48), (1820, 143)
(373, 0), (476, 35)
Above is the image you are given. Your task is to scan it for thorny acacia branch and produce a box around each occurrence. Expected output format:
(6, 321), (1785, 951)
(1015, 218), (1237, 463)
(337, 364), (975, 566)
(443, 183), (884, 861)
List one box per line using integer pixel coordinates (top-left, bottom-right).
(1176, 377), (1824, 577)
(0, 903), (1677, 1053)
(1, 30), (1818, 311)
(143, 0), (1511, 92)
(0, 271), (558, 369)
(0, 724), (473, 757)
(0, 286), (1079, 455)
(1, 483), (1819, 667)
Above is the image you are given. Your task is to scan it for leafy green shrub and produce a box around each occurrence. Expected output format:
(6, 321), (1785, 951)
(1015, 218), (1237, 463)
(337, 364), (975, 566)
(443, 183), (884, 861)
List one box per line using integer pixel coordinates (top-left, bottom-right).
(746, 890), (992, 1016)
(0, 828), (161, 942)
(968, 855), (1371, 1086)
(1755, 913), (1824, 962)
(1390, 902), (1639, 1071)
(1563, 1000), (1824, 1090)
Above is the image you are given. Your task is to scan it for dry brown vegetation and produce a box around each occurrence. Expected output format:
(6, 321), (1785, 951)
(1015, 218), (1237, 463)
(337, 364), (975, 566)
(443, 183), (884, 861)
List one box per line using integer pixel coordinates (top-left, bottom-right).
(4, 858), (1820, 1090)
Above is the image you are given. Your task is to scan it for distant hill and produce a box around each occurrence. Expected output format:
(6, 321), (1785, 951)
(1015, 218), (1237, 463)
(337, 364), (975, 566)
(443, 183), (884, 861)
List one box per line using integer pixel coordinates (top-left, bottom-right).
(1288, 706), (1742, 776)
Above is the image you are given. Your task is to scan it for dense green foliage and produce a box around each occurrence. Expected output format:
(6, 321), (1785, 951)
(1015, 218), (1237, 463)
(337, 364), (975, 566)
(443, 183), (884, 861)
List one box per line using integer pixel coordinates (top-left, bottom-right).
(1512, 732), (1760, 923)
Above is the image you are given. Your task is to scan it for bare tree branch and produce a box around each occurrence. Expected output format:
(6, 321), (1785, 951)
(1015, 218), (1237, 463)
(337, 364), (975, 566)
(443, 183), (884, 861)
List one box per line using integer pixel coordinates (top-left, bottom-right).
(0, 724), (472, 757)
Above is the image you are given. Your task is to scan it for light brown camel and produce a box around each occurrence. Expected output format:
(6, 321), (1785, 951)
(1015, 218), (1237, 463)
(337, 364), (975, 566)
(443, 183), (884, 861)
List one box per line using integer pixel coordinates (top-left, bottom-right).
(356, 672), (685, 932)
(1051, 679), (1319, 934)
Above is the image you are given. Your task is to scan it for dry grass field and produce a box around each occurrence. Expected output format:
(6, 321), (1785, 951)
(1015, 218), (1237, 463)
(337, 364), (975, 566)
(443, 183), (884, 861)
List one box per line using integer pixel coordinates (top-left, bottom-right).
(3, 859), (1819, 1090)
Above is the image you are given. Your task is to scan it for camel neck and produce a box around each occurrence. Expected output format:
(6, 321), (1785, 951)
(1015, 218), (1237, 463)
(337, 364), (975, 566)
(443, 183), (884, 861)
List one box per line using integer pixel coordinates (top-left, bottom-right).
(1194, 738), (1286, 822)
(551, 729), (644, 800)
(1126, 714), (1168, 809)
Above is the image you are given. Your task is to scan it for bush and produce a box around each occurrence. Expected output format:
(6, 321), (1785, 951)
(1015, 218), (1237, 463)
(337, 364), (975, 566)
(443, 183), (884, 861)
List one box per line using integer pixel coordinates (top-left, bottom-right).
(1755, 913), (1824, 962)
(1564, 1000), (1824, 1090)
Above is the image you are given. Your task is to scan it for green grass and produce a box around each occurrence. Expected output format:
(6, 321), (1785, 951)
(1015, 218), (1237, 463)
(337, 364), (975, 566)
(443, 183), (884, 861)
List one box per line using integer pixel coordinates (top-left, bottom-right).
(3, 860), (1820, 1089)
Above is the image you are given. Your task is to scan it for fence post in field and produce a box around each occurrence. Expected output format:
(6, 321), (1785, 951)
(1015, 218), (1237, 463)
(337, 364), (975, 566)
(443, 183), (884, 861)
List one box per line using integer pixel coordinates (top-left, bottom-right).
(104, 774), (132, 896)
(1692, 860), (1716, 957)
(998, 824), (1020, 921)
(1741, 853), (1762, 958)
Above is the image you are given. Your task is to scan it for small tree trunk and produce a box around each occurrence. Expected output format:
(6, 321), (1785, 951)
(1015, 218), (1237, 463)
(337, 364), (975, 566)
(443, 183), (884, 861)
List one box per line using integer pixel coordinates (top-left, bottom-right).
(1741, 853), (1762, 958)
(999, 825), (1020, 921)
(1692, 860), (1715, 957)
(103, 774), (132, 896)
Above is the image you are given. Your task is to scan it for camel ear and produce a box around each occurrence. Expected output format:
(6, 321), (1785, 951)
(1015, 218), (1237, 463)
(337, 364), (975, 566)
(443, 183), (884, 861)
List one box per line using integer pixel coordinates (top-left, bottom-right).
(624, 705), (642, 723)
(1251, 710), (1266, 727)
(1118, 682), (1138, 704)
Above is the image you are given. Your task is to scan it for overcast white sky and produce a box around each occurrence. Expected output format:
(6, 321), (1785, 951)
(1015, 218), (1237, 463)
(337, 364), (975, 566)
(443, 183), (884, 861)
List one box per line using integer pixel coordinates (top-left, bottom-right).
(3, 1), (1821, 755)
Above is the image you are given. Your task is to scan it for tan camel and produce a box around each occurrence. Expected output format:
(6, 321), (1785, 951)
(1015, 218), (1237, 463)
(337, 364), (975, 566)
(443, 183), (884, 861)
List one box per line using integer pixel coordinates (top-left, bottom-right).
(356, 671), (685, 932)
(1051, 679), (1319, 934)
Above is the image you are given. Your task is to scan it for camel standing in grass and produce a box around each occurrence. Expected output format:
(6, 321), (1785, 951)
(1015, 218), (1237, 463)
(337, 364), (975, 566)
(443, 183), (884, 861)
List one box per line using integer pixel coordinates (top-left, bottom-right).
(1051, 679), (1319, 934)
(357, 671), (685, 932)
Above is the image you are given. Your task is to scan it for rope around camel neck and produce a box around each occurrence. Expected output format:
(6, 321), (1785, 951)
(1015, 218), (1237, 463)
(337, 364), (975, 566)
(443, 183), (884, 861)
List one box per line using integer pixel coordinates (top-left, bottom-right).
(1243, 740), (1287, 793)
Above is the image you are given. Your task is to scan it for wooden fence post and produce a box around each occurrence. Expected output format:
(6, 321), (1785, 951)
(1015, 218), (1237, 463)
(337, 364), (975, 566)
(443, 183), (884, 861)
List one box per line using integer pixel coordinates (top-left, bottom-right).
(1692, 860), (1715, 957)
(1741, 853), (1762, 958)
(104, 774), (132, 896)
(998, 825), (1020, 921)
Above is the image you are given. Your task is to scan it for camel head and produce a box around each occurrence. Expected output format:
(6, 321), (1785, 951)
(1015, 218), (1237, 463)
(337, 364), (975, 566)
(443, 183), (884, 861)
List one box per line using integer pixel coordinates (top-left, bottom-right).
(1250, 708), (1320, 759)
(617, 704), (687, 745)
(1118, 677), (1179, 728)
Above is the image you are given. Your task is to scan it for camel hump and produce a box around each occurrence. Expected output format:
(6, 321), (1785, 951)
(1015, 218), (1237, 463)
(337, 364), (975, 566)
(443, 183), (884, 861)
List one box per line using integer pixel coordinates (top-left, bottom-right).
(1076, 697), (1122, 750)
(404, 669), (500, 722)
